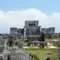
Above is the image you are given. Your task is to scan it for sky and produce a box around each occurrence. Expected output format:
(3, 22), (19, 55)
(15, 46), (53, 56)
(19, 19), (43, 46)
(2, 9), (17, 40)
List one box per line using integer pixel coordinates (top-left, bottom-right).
(0, 0), (60, 33)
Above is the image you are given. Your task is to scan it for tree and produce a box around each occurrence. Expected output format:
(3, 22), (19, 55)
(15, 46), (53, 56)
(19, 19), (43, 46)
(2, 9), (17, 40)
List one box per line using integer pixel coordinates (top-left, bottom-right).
(40, 32), (45, 41)
(59, 33), (60, 37)
(17, 41), (24, 49)
(39, 32), (45, 48)
(57, 43), (60, 59)
(8, 36), (14, 47)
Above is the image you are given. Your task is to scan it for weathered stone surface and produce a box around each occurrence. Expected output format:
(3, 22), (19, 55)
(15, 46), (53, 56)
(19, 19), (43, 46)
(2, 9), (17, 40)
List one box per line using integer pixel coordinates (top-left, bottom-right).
(0, 38), (30, 60)
(0, 40), (5, 53)
(10, 49), (29, 60)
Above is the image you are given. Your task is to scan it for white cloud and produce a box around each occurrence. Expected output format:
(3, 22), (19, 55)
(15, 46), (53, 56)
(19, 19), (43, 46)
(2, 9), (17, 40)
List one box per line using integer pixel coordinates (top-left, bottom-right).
(0, 8), (60, 33)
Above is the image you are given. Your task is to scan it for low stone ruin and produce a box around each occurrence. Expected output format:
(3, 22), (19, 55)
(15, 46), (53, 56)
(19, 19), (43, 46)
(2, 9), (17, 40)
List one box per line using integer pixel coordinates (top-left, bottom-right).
(0, 40), (30, 60)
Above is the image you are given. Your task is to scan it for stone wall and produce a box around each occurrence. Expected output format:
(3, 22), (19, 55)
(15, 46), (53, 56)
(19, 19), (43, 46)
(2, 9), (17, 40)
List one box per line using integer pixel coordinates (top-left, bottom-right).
(10, 49), (29, 60)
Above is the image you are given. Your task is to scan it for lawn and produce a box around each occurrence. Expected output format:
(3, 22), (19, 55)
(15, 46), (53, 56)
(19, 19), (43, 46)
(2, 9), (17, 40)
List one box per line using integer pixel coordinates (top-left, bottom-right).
(25, 48), (58, 60)
(24, 38), (60, 60)
(46, 38), (60, 42)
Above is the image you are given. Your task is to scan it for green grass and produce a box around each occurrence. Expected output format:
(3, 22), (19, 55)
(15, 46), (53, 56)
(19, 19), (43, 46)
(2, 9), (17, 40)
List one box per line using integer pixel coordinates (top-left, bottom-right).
(25, 48), (58, 60)
(25, 38), (60, 60)
(46, 38), (60, 42)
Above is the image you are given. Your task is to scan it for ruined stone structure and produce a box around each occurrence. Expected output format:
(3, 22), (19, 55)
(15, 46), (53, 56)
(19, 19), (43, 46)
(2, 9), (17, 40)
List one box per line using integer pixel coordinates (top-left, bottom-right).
(24, 21), (41, 41)
(10, 20), (56, 40)
(10, 21), (41, 41)
(0, 40), (9, 60)
(41, 27), (55, 38)
(10, 28), (24, 38)
(0, 40), (30, 60)
(10, 49), (29, 60)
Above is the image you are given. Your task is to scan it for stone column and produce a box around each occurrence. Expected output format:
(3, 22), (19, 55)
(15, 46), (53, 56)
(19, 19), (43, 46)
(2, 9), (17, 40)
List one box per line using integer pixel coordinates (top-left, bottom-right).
(24, 27), (27, 38)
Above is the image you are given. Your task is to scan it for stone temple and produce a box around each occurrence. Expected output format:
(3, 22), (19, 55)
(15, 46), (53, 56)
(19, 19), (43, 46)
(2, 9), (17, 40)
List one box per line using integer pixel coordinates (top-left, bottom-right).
(10, 20), (55, 40)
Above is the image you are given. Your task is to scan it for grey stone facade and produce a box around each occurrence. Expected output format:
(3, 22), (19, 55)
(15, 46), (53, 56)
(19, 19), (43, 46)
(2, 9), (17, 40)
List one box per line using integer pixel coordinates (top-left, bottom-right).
(24, 21), (41, 41)
(10, 20), (56, 39)
(41, 27), (55, 34)
(10, 49), (29, 60)
(25, 21), (38, 28)
(10, 28), (24, 38)
(41, 27), (55, 38)
(10, 21), (41, 40)
(24, 21), (41, 37)
(10, 28), (24, 35)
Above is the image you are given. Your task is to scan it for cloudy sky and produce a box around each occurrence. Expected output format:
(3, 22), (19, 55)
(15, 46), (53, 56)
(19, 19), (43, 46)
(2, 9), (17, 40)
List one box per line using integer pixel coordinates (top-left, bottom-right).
(0, 0), (60, 33)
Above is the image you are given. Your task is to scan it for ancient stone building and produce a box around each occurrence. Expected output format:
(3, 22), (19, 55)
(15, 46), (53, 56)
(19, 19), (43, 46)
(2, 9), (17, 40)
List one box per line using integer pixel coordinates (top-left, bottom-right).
(10, 20), (41, 41)
(24, 21), (41, 41)
(0, 39), (30, 60)
(41, 27), (55, 38)
(10, 20), (56, 40)
(10, 28), (24, 38)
